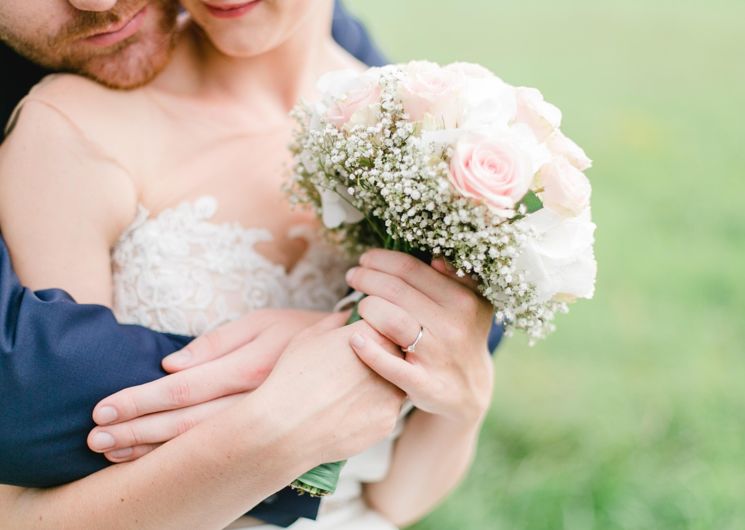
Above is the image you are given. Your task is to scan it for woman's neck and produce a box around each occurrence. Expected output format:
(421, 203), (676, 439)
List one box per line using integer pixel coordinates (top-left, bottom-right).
(151, 1), (349, 119)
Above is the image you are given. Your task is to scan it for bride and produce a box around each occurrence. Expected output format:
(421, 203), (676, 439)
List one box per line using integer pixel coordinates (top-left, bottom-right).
(0, 0), (495, 528)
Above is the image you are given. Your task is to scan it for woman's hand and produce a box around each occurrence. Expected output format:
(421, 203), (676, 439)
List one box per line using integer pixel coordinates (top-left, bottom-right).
(345, 249), (495, 427)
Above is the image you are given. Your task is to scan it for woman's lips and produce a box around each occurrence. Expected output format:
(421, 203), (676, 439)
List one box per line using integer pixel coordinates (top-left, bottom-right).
(85, 6), (148, 47)
(204, 1), (262, 19)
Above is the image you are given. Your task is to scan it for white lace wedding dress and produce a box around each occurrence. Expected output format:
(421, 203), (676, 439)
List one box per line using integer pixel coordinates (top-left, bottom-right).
(111, 196), (400, 530)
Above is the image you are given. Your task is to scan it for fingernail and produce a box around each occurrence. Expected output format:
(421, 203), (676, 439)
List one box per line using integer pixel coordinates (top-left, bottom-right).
(109, 448), (133, 459)
(350, 333), (366, 349)
(95, 406), (118, 425)
(165, 350), (191, 367)
(346, 267), (358, 283)
(90, 432), (116, 451)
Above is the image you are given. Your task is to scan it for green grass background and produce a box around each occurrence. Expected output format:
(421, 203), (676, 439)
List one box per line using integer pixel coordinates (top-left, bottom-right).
(345, 1), (745, 528)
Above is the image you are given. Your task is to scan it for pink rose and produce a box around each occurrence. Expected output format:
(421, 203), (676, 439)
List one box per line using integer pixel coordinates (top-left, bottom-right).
(515, 87), (562, 142)
(539, 157), (592, 216)
(546, 130), (592, 171)
(327, 79), (381, 128)
(449, 135), (534, 216)
(399, 61), (463, 127)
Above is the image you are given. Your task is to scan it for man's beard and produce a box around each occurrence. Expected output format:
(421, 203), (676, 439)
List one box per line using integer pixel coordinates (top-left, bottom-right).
(2, 0), (179, 90)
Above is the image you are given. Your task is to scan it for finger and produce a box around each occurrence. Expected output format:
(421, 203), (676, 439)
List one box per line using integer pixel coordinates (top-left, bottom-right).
(105, 444), (160, 463)
(162, 311), (277, 372)
(356, 296), (422, 350)
(431, 258), (480, 291)
(347, 320), (401, 353)
(350, 331), (421, 393)
(89, 395), (243, 453)
(345, 266), (439, 322)
(358, 249), (469, 306)
(93, 333), (277, 425)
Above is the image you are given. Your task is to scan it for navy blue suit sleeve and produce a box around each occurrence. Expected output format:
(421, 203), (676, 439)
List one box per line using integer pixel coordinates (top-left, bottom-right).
(331, 0), (388, 67)
(0, 236), (192, 487)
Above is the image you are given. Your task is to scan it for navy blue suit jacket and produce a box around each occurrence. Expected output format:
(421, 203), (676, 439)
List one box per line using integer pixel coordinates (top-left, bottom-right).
(0, 2), (501, 526)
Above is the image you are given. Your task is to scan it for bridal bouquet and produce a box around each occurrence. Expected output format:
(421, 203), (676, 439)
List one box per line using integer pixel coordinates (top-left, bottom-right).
(287, 61), (597, 495)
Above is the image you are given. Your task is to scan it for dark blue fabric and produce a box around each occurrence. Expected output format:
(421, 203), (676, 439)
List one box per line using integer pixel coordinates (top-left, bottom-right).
(332, 0), (388, 67)
(0, 235), (192, 486)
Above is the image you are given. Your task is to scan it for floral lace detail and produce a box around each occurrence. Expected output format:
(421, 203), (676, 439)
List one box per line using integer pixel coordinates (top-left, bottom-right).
(111, 196), (352, 336)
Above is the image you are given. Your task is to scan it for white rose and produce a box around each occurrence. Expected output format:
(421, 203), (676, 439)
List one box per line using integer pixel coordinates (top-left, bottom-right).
(515, 87), (562, 142)
(538, 157), (592, 217)
(515, 208), (597, 303)
(546, 129), (592, 171)
(445, 62), (496, 80)
(316, 184), (365, 228)
(457, 77), (517, 132)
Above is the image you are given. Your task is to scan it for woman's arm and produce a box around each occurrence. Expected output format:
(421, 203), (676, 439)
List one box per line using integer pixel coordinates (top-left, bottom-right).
(0, 97), (136, 305)
(0, 397), (312, 530)
(345, 250), (496, 526)
(363, 410), (483, 527)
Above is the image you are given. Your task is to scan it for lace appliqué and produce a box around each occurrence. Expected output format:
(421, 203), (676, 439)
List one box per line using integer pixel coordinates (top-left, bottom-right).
(111, 196), (351, 336)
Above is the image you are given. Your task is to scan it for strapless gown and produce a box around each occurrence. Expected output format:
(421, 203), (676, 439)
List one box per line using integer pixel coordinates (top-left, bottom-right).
(111, 195), (400, 530)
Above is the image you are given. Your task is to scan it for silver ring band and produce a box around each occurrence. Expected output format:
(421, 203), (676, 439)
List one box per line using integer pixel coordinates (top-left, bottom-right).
(403, 327), (424, 354)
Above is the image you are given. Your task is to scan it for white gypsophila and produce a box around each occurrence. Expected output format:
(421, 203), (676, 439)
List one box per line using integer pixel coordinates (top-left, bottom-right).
(288, 63), (594, 341)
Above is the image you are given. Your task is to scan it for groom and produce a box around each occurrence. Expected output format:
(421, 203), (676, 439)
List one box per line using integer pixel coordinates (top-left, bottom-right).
(0, 0), (503, 525)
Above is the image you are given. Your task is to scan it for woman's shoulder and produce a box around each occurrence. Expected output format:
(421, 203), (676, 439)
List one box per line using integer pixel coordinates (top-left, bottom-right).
(326, 41), (369, 74)
(11, 73), (137, 125)
(5, 74), (151, 175)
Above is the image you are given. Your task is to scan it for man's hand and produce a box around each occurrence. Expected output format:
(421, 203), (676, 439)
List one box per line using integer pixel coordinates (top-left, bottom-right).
(87, 309), (327, 462)
(253, 313), (406, 465)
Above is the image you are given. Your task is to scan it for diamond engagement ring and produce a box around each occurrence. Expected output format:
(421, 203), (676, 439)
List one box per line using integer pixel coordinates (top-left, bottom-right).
(403, 327), (424, 354)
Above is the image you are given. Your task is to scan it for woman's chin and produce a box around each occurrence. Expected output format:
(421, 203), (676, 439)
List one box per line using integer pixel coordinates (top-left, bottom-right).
(207, 33), (282, 58)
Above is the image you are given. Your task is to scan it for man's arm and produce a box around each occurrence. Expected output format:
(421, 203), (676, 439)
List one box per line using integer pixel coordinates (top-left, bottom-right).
(331, 0), (388, 67)
(0, 0), (391, 496)
(0, 235), (191, 487)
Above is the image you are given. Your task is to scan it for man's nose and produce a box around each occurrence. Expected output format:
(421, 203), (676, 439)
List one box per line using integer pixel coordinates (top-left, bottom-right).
(68, 0), (120, 11)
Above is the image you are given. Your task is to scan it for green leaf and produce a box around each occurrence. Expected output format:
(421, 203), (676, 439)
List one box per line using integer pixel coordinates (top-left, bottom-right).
(520, 190), (544, 214)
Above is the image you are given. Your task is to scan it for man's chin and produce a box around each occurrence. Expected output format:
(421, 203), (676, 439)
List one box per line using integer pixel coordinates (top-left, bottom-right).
(76, 34), (175, 90)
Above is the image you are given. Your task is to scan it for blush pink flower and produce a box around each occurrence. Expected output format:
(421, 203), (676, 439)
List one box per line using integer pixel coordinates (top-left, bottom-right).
(449, 135), (534, 216)
(539, 157), (592, 217)
(327, 79), (381, 128)
(546, 130), (592, 171)
(515, 87), (562, 142)
(399, 61), (463, 127)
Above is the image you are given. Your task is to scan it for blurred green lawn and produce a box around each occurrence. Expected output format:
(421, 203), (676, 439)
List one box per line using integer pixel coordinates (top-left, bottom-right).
(346, 1), (745, 528)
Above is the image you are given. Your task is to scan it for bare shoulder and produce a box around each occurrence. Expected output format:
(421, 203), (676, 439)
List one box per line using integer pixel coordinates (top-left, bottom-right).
(7, 73), (151, 177)
(0, 74), (140, 237)
(17, 73), (137, 124)
(325, 41), (369, 74)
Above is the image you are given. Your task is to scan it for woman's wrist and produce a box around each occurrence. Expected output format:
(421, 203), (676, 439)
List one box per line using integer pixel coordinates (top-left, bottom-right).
(412, 407), (484, 439)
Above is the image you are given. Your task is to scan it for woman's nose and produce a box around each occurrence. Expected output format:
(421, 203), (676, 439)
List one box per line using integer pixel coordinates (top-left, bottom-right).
(67, 0), (120, 12)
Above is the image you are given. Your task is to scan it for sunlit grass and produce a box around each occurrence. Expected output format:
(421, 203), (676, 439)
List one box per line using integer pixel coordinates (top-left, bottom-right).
(345, 1), (745, 528)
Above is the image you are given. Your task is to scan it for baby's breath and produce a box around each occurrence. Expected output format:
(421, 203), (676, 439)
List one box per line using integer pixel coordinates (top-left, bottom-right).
(289, 70), (563, 340)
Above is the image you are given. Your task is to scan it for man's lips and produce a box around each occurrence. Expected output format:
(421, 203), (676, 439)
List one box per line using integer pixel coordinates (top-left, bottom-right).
(204, 1), (262, 19)
(85, 6), (148, 47)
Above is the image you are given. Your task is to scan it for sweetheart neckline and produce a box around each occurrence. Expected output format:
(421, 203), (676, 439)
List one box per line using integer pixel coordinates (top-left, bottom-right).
(120, 195), (321, 279)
